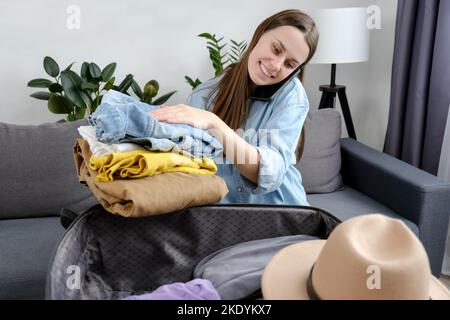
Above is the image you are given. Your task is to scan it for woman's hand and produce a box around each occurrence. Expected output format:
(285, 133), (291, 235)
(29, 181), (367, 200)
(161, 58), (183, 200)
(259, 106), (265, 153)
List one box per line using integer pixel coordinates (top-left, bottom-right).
(149, 104), (219, 130)
(150, 104), (260, 183)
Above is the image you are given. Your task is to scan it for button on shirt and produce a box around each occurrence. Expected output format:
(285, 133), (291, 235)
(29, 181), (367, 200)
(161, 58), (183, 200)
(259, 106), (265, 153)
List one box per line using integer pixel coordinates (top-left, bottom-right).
(185, 71), (309, 206)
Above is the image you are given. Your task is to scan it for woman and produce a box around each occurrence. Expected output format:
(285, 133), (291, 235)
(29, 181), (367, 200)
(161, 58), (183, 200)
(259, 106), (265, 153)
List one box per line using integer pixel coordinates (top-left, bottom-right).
(150, 9), (319, 206)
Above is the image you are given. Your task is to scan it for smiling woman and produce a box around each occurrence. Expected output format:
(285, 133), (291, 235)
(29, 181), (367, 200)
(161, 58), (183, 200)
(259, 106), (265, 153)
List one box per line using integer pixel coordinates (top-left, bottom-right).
(248, 25), (310, 88)
(149, 9), (319, 206)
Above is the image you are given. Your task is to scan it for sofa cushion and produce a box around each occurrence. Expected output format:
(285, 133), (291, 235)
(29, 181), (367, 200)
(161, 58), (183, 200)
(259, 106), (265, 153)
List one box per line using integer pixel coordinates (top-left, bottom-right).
(0, 216), (65, 299)
(297, 108), (343, 194)
(0, 120), (98, 219)
(307, 185), (419, 236)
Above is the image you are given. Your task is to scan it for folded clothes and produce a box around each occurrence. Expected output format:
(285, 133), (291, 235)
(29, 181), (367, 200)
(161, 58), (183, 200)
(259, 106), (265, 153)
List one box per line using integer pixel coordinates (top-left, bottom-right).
(88, 90), (223, 159)
(123, 279), (221, 300)
(78, 125), (145, 157)
(90, 149), (218, 182)
(73, 138), (228, 217)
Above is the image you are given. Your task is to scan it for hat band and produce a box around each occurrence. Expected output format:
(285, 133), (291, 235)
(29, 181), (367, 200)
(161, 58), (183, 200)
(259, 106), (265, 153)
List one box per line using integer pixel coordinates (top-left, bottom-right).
(306, 264), (322, 300)
(306, 264), (433, 300)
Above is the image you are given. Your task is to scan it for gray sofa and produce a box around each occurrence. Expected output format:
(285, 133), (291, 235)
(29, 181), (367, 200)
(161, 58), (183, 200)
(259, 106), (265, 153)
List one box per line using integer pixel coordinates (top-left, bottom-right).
(1, 117), (449, 300)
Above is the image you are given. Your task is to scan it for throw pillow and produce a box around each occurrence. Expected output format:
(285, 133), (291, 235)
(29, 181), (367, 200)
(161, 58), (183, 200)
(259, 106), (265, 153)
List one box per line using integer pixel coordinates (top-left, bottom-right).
(296, 108), (343, 194)
(0, 119), (98, 219)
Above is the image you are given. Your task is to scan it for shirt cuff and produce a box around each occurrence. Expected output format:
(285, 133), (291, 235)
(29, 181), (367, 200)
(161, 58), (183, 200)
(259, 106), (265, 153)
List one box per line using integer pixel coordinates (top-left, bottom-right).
(240, 145), (285, 195)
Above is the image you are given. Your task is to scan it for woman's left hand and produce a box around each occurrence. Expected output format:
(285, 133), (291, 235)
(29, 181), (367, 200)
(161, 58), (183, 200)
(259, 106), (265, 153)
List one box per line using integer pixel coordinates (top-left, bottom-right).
(148, 104), (218, 130)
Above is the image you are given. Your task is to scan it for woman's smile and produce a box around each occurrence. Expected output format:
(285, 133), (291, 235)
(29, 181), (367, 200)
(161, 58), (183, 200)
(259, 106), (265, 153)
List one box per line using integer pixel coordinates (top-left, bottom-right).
(259, 61), (274, 79)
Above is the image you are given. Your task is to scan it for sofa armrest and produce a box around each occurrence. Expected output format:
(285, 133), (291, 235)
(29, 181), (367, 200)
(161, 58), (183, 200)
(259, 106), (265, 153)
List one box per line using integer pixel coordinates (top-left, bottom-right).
(340, 138), (450, 276)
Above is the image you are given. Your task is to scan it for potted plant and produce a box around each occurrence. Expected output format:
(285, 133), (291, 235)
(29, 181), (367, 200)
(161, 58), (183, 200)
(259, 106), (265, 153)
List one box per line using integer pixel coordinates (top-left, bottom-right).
(185, 33), (247, 90)
(28, 56), (177, 121)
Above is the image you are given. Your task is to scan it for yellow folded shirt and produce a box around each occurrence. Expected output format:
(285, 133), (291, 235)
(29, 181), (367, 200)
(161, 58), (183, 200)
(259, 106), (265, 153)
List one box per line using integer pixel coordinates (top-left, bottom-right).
(89, 150), (218, 182)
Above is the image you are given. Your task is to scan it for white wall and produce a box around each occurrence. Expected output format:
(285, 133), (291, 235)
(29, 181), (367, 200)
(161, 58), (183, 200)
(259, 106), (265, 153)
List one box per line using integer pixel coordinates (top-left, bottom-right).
(0, 0), (397, 151)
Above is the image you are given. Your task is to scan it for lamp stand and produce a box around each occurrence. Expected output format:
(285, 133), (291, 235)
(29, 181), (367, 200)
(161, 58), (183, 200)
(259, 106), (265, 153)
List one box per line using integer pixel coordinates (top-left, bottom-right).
(318, 64), (357, 140)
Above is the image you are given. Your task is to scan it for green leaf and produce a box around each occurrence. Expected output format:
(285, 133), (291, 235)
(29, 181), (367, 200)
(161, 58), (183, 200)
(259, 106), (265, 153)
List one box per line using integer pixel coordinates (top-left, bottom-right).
(90, 95), (103, 113)
(207, 50), (218, 59)
(131, 79), (143, 99)
(231, 39), (245, 48)
(30, 91), (52, 100)
(143, 80), (159, 99)
(60, 70), (86, 108)
(89, 63), (102, 79)
(73, 106), (86, 120)
(80, 91), (93, 109)
(230, 48), (240, 56)
(101, 63), (116, 82)
(230, 39), (247, 61)
(117, 74), (134, 93)
(198, 33), (215, 41)
(91, 99), (99, 112)
(64, 70), (83, 86)
(80, 62), (90, 79)
(48, 83), (63, 93)
(66, 71), (83, 91)
(211, 55), (222, 65)
(206, 41), (221, 51)
(229, 54), (239, 62)
(43, 56), (60, 77)
(66, 114), (77, 122)
(152, 91), (177, 105)
(185, 76), (195, 86)
(27, 78), (52, 88)
(48, 95), (73, 114)
(185, 76), (202, 90)
(210, 54), (222, 65)
(103, 76), (115, 91)
(81, 81), (97, 90)
(64, 62), (76, 72)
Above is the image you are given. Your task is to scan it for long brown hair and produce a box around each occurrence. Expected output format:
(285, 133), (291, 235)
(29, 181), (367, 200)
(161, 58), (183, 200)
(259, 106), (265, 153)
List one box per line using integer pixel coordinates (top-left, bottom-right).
(210, 9), (318, 161)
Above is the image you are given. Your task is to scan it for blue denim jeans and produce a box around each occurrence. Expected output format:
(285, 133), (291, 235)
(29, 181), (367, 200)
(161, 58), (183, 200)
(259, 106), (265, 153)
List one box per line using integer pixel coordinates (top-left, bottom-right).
(88, 90), (222, 158)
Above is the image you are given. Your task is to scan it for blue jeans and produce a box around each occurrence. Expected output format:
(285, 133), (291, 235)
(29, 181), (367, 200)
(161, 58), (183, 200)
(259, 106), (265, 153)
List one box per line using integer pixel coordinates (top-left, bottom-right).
(88, 90), (222, 158)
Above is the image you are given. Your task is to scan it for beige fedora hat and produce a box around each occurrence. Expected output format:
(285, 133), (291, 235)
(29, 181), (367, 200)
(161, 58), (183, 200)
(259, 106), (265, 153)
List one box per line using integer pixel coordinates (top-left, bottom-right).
(262, 214), (450, 300)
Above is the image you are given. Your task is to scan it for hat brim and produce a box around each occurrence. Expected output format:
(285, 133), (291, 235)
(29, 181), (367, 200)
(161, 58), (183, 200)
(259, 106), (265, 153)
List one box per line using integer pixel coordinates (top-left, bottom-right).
(262, 240), (325, 300)
(261, 240), (450, 300)
(430, 276), (450, 300)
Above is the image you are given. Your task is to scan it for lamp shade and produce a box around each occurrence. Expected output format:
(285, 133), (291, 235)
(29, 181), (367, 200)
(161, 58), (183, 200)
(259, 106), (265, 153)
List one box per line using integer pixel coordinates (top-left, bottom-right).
(309, 7), (370, 64)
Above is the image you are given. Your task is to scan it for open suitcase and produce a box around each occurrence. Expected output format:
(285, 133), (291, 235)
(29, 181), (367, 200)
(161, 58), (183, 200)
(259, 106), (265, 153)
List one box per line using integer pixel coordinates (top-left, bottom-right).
(46, 204), (341, 300)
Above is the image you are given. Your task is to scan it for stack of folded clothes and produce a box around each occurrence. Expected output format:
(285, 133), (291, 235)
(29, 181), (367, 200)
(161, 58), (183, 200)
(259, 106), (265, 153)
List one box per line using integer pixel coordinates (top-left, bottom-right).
(73, 90), (228, 218)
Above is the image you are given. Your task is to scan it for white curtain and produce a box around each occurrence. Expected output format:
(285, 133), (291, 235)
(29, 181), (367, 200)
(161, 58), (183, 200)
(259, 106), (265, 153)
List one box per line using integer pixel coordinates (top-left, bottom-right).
(437, 105), (450, 276)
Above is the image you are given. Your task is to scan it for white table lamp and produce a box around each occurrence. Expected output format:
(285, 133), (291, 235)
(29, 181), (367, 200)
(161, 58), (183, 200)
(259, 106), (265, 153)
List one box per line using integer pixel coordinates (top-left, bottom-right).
(310, 7), (370, 139)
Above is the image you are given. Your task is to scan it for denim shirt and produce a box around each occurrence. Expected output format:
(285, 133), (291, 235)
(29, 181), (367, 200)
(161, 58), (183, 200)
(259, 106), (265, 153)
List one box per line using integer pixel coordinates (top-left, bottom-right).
(186, 70), (309, 206)
(88, 90), (222, 158)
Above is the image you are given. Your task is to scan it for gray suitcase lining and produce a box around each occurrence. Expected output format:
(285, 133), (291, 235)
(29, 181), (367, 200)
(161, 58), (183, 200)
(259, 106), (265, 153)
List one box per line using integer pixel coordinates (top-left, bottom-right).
(47, 204), (340, 300)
